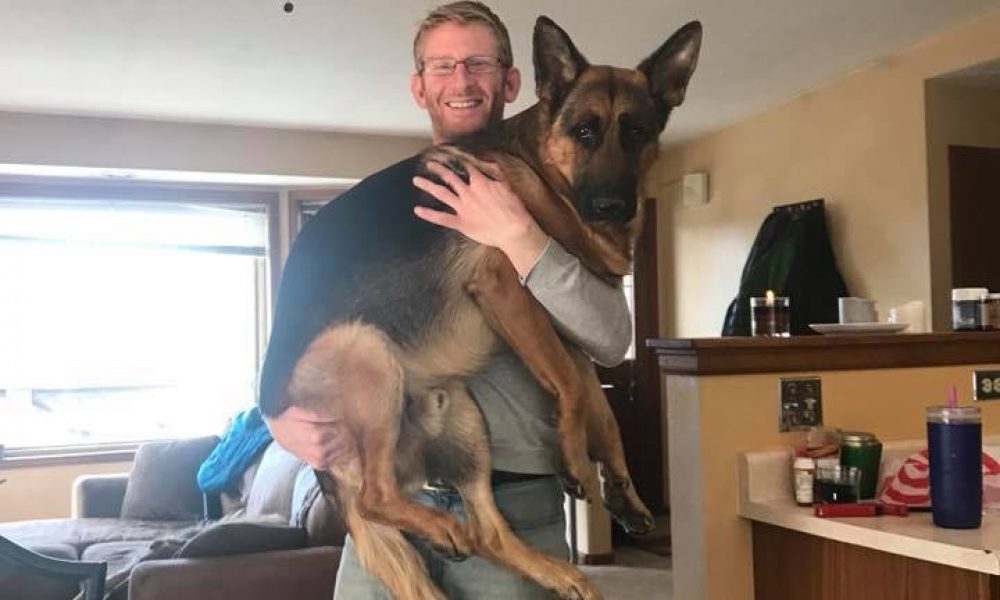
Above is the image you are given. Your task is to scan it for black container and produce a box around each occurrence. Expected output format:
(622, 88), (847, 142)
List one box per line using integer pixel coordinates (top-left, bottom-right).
(952, 288), (987, 331)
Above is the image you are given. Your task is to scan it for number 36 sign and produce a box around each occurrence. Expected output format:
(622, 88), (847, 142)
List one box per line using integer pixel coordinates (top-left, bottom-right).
(975, 370), (1000, 401)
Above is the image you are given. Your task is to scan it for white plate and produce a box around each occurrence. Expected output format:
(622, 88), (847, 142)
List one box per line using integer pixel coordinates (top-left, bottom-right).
(809, 322), (908, 335)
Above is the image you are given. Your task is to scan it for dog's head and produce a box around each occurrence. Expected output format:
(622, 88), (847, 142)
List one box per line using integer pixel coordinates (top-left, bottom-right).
(533, 17), (701, 226)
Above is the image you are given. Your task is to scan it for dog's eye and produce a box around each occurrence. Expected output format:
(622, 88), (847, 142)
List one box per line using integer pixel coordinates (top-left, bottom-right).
(571, 118), (602, 148)
(573, 123), (597, 141)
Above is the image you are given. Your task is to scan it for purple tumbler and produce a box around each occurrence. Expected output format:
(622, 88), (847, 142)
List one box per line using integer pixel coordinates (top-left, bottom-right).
(927, 405), (982, 529)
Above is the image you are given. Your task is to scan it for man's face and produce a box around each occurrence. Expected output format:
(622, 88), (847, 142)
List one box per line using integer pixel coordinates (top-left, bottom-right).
(410, 22), (521, 143)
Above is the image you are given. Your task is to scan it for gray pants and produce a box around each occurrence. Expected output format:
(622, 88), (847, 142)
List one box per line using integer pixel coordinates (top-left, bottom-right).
(333, 476), (568, 599)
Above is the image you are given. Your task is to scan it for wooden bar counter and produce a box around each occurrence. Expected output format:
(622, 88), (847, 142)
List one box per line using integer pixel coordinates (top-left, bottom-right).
(649, 332), (1000, 600)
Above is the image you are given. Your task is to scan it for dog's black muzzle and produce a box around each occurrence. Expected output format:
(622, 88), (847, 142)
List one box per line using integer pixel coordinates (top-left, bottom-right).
(581, 194), (636, 223)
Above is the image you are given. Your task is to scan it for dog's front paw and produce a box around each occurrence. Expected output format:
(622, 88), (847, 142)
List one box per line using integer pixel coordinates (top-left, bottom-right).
(602, 476), (655, 535)
(557, 429), (596, 501)
(559, 471), (587, 500)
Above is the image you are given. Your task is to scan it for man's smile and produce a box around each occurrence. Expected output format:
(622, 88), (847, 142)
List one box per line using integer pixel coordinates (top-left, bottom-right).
(445, 98), (484, 109)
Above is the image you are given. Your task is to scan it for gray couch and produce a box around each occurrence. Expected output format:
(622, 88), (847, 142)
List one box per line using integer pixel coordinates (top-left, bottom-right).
(0, 438), (346, 599)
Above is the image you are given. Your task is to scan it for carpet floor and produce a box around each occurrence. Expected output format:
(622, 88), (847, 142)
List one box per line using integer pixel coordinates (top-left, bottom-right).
(581, 546), (672, 599)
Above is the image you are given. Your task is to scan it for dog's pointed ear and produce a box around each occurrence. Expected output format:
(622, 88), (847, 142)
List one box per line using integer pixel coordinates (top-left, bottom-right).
(638, 21), (702, 129)
(533, 16), (589, 112)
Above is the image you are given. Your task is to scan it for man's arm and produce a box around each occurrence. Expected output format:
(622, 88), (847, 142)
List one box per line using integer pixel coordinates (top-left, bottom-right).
(522, 238), (631, 367)
(413, 161), (631, 367)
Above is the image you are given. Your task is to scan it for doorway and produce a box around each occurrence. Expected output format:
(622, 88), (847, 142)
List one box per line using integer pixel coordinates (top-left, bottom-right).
(949, 145), (1000, 290)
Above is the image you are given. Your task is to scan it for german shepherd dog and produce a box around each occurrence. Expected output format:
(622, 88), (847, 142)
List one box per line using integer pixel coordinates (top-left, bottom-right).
(258, 16), (701, 600)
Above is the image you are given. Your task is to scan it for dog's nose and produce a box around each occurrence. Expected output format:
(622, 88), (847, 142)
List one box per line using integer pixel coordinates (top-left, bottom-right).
(592, 196), (626, 217)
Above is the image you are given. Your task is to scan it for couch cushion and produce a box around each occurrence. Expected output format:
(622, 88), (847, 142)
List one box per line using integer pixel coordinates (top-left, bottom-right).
(120, 436), (219, 521)
(0, 518), (198, 556)
(81, 540), (152, 576)
(298, 485), (348, 547)
(15, 542), (79, 561)
(244, 443), (306, 520)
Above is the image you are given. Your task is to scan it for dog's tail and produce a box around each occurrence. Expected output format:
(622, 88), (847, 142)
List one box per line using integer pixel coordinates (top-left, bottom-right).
(333, 481), (446, 600)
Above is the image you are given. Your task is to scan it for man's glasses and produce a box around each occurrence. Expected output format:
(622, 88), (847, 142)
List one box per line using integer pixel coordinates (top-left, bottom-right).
(420, 56), (506, 76)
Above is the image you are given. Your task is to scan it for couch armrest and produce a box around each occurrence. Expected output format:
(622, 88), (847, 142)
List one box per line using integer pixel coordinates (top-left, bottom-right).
(72, 473), (130, 518)
(128, 546), (341, 600)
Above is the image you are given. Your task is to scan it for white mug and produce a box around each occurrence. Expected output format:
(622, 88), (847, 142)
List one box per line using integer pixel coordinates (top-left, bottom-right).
(838, 297), (878, 324)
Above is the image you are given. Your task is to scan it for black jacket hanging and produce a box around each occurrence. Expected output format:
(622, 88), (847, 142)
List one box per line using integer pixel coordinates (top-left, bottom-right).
(721, 199), (849, 336)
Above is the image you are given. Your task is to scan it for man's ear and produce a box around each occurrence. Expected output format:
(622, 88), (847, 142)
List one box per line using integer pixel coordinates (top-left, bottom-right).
(410, 72), (428, 109)
(503, 65), (522, 104)
(637, 21), (702, 130)
(533, 16), (588, 113)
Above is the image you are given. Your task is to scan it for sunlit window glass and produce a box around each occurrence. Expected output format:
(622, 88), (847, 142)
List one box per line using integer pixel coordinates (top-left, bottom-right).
(0, 198), (269, 450)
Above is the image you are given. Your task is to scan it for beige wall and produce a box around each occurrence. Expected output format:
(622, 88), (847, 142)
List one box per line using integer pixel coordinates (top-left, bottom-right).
(0, 460), (133, 521)
(652, 9), (1000, 337)
(0, 110), (429, 179)
(667, 363), (1000, 600)
(925, 81), (1000, 330)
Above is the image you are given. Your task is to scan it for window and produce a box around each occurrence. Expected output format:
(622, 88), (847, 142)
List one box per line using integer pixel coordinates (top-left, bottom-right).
(286, 187), (350, 242)
(0, 193), (274, 452)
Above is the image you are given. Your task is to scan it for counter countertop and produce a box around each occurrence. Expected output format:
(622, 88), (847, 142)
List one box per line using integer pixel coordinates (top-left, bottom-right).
(739, 448), (1000, 575)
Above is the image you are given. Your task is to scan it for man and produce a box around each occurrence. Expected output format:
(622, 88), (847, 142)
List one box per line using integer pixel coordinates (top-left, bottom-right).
(265, 2), (631, 597)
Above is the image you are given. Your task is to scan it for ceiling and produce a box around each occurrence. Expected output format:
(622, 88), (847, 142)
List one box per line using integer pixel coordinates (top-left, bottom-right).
(2, 0), (999, 145)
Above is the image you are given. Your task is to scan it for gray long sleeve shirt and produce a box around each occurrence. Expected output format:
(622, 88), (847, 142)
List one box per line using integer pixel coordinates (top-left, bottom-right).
(467, 237), (632, 474)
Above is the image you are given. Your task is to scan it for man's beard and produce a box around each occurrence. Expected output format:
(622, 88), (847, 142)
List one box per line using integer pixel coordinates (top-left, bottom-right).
(435, 93), (506, 142)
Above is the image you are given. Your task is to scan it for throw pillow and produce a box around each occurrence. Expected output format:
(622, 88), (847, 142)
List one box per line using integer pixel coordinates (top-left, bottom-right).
(175, 520), (306, 559)
(120, 436), (219, 521)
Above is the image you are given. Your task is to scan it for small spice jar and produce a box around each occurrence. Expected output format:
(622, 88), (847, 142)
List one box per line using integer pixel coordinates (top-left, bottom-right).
(981, 293), (1000, 331)
(952, 288), (988, 331)
(792, 457), (816, 506)
(839, 431), (883, 500)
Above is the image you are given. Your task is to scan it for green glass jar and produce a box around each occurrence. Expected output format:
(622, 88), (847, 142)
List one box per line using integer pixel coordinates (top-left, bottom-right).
(840, 431), (883, 500)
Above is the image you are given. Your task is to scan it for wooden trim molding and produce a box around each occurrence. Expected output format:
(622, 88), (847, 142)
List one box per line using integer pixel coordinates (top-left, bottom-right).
(648, 332), (1000, 375)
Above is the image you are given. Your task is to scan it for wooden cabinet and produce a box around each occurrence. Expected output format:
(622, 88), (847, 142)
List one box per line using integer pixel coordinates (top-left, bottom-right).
(752, 522), (1000, 600)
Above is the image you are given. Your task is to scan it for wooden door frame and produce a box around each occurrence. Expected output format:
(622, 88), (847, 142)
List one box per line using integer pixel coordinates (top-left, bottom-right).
(597, 196), (666, 516)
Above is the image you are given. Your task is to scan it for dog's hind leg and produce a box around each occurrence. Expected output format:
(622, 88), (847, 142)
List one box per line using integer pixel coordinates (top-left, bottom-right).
(288, 322), (472, 564)
(466, 249), (595, 500)
(568, 347), (655, 535)
(315, 469), (446, 600)
(421, 380), (602, 600)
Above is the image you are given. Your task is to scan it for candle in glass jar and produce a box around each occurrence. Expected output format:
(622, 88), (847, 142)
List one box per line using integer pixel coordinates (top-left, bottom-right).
(750, 291), (791, 337)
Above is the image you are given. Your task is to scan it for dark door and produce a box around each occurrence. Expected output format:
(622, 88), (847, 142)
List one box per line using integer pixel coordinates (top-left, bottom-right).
(596, 199), (666, 516)
(949, 145), (1000, 290)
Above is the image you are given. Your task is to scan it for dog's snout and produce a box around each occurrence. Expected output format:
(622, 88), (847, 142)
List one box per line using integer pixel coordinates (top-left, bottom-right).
(594, 196), (625, 215)
(592, 196), (626, 217)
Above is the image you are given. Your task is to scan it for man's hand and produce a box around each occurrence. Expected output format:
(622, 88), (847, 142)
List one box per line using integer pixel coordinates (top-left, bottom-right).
(413, 160), (549, 279)
(265, 405), (348, 470)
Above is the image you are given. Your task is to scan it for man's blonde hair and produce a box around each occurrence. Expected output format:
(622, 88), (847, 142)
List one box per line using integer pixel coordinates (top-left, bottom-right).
(413, 1), (513, 71)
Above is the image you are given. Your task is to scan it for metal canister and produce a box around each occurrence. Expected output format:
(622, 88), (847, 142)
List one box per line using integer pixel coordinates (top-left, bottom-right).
(839, 431), (883, 500)
(981, 293), (1000, 331)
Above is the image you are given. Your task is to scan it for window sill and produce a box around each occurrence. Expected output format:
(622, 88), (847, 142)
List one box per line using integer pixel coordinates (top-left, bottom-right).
(0, 443), (138, 469)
